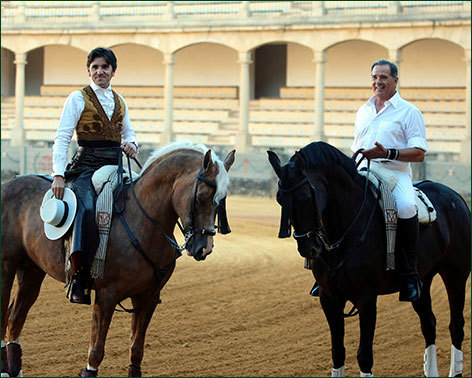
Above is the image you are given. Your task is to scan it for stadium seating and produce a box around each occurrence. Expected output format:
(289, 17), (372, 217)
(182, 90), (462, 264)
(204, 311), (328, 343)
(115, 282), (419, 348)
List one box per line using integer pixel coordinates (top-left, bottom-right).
(1, 86), (466, 156)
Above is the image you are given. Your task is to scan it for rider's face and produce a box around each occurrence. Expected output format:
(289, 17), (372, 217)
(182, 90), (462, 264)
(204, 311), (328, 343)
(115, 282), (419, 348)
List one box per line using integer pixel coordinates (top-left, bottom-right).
(87, 57), (115, 89)
(371, 64), (398, 102)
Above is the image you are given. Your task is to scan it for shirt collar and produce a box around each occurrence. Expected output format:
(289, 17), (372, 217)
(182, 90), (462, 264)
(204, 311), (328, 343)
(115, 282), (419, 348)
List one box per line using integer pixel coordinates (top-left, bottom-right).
(90, 81), (112, 93)
(367, 91), (400, 109)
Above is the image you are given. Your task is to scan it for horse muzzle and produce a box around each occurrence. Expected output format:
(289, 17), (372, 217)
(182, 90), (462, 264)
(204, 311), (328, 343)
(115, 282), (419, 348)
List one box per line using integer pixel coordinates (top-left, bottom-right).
(294, 230), (321, 259)
(186, 230), (215, 261)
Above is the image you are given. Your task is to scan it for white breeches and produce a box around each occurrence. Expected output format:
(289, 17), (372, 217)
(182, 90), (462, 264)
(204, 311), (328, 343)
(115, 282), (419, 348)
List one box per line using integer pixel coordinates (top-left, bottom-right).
(391, 168), (417, 219)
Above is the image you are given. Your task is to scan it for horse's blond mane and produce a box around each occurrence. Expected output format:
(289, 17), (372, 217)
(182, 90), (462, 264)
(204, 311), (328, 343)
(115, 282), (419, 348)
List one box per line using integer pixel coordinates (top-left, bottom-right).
(139, 140), (229, 203)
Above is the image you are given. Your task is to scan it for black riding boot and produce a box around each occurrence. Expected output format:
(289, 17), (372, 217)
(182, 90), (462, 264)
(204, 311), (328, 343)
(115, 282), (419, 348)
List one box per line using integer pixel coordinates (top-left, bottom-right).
(398, 215), (422, 302)
(69, 266), (92, 305)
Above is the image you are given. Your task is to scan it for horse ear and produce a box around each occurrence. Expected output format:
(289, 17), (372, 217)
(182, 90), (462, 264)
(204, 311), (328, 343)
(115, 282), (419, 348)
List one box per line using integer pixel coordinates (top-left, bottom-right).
(294, 152), (305, 174)
(267, 150), (282, 179)
(203, 150), (213, 170)
(224, 150), (236, 172)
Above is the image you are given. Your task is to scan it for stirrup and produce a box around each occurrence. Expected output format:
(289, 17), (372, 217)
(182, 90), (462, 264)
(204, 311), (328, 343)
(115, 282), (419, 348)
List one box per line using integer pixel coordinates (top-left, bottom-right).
(309, 282), (320, 297)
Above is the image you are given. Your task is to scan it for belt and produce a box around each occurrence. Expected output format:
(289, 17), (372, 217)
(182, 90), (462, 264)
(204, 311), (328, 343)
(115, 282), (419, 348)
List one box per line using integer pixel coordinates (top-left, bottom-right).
(77, 147), (121, 160)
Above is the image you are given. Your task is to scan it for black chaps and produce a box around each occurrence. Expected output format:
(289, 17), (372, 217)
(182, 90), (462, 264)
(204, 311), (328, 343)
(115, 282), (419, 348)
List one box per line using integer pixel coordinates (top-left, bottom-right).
(65, 146), (120, 266)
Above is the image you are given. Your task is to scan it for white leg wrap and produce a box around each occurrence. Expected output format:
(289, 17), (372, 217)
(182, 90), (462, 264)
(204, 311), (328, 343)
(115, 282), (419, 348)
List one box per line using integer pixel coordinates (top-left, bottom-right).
(6, 336), (20, 345)
(332, 366), (345, 377)
(424, 344), (439, 377)
(360, 371), (373, 377)
(87, 364), (98, 372)
(448, 345), (463, 377)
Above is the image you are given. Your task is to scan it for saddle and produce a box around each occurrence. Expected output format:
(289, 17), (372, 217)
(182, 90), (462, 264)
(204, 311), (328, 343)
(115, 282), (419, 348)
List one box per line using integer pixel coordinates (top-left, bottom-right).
(359, 163), (436, 271)
(359, 164), (437, 224)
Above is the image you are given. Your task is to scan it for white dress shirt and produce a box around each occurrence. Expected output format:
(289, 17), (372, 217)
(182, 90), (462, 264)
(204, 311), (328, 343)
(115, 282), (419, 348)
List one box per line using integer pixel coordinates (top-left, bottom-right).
(52, 82), (137, 177)
(351, 91), (428, 170)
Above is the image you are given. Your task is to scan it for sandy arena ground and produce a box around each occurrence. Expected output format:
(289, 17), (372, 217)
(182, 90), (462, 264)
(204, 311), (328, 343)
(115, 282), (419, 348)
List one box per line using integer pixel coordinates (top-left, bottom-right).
(9, 195), (471, 377)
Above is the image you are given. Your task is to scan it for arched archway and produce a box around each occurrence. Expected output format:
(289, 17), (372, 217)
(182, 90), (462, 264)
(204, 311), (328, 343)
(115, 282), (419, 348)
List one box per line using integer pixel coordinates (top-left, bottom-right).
(174, 42), (238, 86)
(400, 38), (466, 87)
(110, 44), (164, 86)
(1, 47), (15, 96)
(325, 40), (387, 87)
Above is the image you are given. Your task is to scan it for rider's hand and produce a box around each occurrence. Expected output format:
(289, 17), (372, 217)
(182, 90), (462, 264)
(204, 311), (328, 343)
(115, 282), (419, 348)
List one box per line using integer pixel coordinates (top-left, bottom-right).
(361, 141), (388, 160)
(121, 142), (137, 159)
(52, 175), (65, 200)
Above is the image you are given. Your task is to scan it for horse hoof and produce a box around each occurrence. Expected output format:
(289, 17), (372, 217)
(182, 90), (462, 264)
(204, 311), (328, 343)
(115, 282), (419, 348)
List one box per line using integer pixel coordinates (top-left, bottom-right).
(79, 368), (98, 377)
(6, 344), (22, 378)
(128, 364), (142, 377)
(1, 346), (8, 377)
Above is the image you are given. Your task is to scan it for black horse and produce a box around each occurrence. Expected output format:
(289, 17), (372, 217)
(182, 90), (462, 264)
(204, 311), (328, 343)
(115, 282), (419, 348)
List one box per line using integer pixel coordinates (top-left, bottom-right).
(268, 141), (470, 377)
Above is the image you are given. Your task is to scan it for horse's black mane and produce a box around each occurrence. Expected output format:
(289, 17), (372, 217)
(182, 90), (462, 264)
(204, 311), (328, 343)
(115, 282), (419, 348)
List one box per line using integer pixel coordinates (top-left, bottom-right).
(294, 141), (356, 175)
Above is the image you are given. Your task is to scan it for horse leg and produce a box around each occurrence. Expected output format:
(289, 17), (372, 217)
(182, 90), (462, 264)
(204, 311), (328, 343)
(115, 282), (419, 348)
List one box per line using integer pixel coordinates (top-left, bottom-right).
(1, 256), (17, 378)
(127, 295), (162, 377)
(319, 294), (346, 377)
(411, 273), (438, 377)
(80, 290), (117, 377)
(440, 270), (468, 377)
(356, 295), (377, 377)
(6, 263), (46, 377)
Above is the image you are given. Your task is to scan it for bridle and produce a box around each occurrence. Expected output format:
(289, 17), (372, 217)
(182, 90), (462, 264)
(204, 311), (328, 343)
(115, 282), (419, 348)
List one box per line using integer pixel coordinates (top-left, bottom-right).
(112, 154), (229, 313)
(179, 167), (218, 245)
(278, 155), (377, 252)
(116, 155), (226, 255)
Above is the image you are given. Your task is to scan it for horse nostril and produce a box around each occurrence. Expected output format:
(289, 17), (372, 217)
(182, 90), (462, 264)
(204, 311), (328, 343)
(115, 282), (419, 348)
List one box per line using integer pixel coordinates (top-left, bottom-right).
(193, 248), (206, 261)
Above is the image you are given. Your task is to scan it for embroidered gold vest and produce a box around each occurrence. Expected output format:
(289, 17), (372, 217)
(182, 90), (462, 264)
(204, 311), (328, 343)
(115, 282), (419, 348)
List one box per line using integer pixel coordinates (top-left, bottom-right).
(76, 86), (125, 142)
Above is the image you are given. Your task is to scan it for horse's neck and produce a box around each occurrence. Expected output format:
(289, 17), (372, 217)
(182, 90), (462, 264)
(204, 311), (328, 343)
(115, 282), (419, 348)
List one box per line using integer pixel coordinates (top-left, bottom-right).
(132, 168), (179, 231)
(321, 170), (368, 238)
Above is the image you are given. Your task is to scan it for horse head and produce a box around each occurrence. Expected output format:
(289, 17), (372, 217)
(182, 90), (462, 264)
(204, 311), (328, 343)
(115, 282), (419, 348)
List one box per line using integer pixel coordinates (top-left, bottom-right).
(267, 150), (325, 259)
(173, 148), (235, 261)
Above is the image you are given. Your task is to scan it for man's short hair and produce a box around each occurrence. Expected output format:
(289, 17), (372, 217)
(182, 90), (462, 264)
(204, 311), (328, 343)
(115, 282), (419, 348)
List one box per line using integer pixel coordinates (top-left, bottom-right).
(86, 47), (117, 70)
(371, 59), (398, 79)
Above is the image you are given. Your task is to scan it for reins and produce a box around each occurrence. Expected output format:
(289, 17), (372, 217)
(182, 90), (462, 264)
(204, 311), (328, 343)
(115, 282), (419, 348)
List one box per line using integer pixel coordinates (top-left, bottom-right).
(113, 155), (181, 313)
(112, 151), (221, 313)
(315, 157), (373, 251)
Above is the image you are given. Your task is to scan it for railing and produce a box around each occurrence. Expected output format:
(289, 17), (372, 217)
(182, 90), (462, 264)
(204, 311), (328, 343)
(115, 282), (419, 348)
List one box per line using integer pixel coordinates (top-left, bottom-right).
(1, 1), (469, 28)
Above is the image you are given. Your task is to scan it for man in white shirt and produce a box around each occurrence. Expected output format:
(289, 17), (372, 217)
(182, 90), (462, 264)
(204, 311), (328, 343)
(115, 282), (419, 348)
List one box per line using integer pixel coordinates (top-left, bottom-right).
(51, 47), (138, 305)
(351, 59), (428, 302)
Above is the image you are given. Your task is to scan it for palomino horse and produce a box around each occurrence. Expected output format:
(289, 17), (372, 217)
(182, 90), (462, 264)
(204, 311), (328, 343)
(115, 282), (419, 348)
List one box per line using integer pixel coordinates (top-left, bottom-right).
(1, 141), (235, 377)
(268, 141), (470, 377)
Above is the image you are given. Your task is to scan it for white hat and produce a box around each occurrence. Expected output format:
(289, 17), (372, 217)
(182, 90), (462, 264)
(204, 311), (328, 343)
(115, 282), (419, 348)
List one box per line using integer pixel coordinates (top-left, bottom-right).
(40, 188), (77, 240)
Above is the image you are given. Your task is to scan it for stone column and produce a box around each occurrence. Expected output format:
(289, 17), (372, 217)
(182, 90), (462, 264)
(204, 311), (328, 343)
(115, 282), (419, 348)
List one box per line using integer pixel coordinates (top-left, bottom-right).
(313, 50), (326, 141)
(235, 51), (252, 153)
(165, 1), (175, 20)
(388, 48), (402, 90)
(162, 53), (175, 146)
(461, 48), (471, 163)
(89, 2), (101, 22)
(14, 1), (26, 23)
(313, 1), (326, 17)
(387, 1), (402, 14)
(11, 52), (27, 147)
(238, 2), (250, 18)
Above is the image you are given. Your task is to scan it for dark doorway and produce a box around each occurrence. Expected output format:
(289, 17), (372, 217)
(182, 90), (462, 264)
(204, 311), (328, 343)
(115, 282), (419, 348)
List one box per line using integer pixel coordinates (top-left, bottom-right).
(255, 44), (287, 99)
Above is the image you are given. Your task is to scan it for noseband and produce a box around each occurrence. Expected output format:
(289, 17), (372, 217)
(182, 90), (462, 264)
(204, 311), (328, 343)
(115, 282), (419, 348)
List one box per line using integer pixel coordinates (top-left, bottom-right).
(180, 167), (218, 246)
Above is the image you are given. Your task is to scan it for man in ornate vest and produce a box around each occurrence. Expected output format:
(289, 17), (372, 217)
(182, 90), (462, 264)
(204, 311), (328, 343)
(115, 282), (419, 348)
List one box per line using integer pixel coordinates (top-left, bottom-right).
(51, 47), (138, 305)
